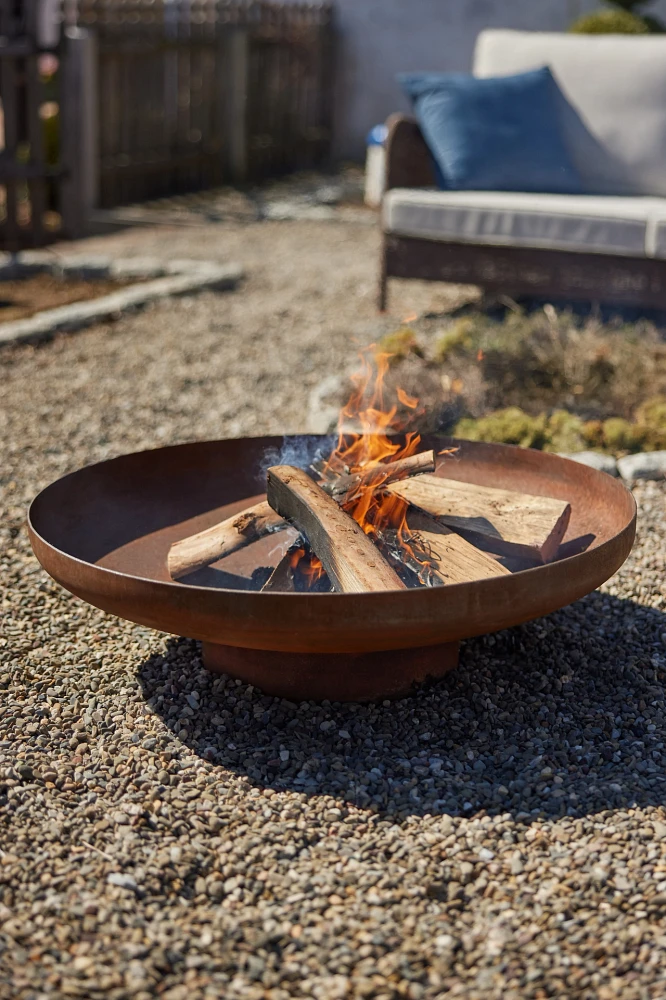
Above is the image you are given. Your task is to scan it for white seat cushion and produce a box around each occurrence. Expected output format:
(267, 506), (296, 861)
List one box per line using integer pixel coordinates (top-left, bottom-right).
(473, 31), (666, 198)
(383, 189), (666, 258)
(651, 215), (666, 259)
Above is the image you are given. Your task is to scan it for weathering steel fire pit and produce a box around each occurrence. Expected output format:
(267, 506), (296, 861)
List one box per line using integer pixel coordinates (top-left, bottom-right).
(28, 434), (636, 701)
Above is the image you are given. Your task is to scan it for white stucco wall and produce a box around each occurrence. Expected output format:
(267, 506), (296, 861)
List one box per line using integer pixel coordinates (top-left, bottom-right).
(318, 0), (666, 159)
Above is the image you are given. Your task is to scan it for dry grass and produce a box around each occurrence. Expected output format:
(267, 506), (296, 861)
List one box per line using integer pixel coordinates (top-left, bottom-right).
(433, 305), (666, 420)
(372, 305), (666, 454)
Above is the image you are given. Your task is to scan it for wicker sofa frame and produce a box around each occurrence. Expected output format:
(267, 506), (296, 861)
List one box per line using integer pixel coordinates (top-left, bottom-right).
(379, 114), (666, 312)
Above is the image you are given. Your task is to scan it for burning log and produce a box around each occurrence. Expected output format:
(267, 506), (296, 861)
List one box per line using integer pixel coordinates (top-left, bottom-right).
(408, 512), (511, 584)
(261, 544), (333, 593)
(388, 475), (571, 563)
(261, 545), (298, 593)
(323, 449), (435, 501)
(266, 465), (406, 593)
(167, 450), (435, 580)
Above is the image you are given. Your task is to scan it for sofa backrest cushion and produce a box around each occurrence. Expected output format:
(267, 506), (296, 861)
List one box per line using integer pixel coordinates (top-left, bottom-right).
(473, 30), (666, 197)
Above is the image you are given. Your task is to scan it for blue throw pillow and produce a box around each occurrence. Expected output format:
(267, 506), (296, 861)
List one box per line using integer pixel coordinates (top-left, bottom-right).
(399, 67), (582, 194)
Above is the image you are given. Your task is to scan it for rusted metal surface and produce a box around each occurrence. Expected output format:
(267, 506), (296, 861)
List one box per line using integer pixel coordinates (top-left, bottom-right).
(28, 435), (636, 699)
(202, 640), (460, 702)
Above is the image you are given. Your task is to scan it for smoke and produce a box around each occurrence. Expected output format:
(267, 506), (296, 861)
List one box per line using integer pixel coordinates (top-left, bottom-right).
(258, 434), (337, 485)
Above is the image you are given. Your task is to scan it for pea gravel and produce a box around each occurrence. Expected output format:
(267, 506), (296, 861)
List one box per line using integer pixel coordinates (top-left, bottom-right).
(2, 218), (666, 1000)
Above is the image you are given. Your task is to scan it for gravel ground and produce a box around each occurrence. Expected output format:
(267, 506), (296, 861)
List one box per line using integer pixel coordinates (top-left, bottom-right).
(2, 218), (666, 999)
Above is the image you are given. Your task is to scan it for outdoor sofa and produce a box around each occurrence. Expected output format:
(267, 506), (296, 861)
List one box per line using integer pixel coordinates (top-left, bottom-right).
(380, 30), (666, 310)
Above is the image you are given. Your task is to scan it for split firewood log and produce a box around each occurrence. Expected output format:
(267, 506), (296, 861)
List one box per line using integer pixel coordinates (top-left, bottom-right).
(407, 511), (511, 584)
(262, 513), (510, 592)
(388, 474), (571, 563)
(266, 465), (406, 593)
(168, 500), (283, 580)
(167, 450), (435, 579)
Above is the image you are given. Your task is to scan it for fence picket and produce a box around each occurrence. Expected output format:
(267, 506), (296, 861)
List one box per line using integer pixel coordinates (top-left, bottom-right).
(1, 38), (21, 246)
(0, 0), (63, 249)
(26, 52), (46, 242)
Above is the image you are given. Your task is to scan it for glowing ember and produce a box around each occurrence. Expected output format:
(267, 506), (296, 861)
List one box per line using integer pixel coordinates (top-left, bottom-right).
(289, 546), (325, 588)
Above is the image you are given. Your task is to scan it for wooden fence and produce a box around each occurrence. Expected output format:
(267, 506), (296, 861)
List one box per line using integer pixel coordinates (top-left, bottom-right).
(69, 0), (335, 208)
(0, 0), (60, 248)
(0, 1), (99, 248)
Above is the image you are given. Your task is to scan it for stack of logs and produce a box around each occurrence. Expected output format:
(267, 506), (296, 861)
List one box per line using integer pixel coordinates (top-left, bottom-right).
(168, 449), (571, 593)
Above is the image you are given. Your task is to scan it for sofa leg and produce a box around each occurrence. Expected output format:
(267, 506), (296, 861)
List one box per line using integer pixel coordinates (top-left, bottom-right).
(378, 241), (388, 312)
(378, 275), (388, 312)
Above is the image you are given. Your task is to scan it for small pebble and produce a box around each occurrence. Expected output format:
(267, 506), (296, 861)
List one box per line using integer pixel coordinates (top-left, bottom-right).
(107, 873), (138, 891)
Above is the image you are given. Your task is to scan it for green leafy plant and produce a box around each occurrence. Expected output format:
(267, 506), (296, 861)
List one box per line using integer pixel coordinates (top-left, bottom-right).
(570, 0), (664, 33)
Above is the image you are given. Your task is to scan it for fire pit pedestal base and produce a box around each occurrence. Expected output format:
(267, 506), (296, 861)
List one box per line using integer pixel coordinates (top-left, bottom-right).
(201, 641), (460, 702)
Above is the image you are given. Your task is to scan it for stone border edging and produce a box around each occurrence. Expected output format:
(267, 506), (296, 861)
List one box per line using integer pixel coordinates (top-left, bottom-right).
(0, 252), (243, 347)
(616, 451), (666, 481)
(558, 451), (619, 477)
(559, 449), (666, 482)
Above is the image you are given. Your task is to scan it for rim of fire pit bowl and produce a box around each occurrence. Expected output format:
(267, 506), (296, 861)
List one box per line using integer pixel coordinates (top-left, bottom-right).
(27, 435), (637, 655)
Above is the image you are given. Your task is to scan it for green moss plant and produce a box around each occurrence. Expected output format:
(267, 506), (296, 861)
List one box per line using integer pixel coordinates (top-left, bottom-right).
(376, 327), (424, 364)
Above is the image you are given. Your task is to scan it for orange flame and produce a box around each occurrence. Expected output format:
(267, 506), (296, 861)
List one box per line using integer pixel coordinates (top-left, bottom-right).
(304, 345), (437, 586)
(290, 546), (324, 586)
(321, 348), (422, 480)
(289, 546), (305, 570)
(397, 386), (419, 409)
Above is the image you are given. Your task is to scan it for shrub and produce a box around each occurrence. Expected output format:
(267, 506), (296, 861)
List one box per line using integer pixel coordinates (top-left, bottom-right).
(374, 316), (666, 454)
(570, 0), (664, 33)
(582, 420), (605, 449)
(376, 327), (424, 364)
(601, 417), (647, 453)
(634, 395), (666, 449)
(454, 408), (548, 449)
(635, 395), (666, 428)
(432, 308), (665, 421)
(570, 9), (650, 32)
(452, 405), (666, 456)
(434, 317), (482, 362)
(543, 410), (588, 453)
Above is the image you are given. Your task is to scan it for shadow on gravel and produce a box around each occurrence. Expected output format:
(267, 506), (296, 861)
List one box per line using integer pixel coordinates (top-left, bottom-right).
(138, 591), (666, 821)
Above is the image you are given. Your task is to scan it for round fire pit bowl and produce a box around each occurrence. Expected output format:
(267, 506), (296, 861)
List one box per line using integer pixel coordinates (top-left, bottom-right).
(28, 435), (636, 701)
